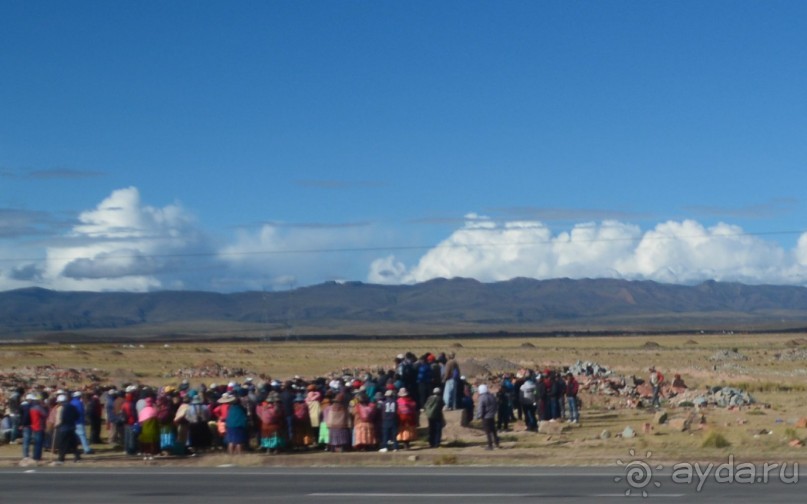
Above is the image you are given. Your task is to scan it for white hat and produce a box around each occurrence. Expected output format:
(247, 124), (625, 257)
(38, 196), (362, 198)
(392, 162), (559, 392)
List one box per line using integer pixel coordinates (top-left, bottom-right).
(56, 394), (68, 403)
(72, 391), (82, 397)
(478, 384), (488, 395)
(25, 393), (36, 401)
(433, 387), (441, 394)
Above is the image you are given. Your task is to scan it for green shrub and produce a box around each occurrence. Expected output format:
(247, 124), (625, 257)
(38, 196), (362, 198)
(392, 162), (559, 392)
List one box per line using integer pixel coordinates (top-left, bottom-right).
(701, 432), (731, 449)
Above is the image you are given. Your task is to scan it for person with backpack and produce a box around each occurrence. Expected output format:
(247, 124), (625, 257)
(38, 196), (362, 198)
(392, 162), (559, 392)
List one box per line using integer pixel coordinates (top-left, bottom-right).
(54, 394), (81, 464)
(423, 387), (445, 448)
(184, 394), (211, 452)
(351, 393), (377, 450)
(396, 388), (418, 450)
(416, 356), (433, 409)
(292, 394), (313, 449)
(223, 393), (248, 455)
(519, 376), (538, 431)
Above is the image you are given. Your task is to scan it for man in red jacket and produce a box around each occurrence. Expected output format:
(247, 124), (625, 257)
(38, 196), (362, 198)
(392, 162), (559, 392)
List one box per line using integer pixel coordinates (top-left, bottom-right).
(29, 394), (48, 462)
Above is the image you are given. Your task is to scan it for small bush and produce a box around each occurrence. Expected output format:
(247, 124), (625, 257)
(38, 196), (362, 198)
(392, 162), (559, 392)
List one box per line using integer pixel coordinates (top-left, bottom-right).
(702, 432), (731, 449)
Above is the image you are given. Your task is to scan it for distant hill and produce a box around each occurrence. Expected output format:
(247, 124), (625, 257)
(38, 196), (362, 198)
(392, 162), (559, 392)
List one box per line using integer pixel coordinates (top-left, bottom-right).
(2, 278), (807, 341)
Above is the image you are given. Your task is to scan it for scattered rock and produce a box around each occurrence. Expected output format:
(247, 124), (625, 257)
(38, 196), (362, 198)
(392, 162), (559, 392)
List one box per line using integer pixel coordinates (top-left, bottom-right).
(600, 429), (612, 440)
(408, 455), (419, 461)
(622, 426), (636, 439)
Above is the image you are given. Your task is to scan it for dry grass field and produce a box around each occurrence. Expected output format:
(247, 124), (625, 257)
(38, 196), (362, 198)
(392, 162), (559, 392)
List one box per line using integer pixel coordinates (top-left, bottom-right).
(3, 332), (807, 466)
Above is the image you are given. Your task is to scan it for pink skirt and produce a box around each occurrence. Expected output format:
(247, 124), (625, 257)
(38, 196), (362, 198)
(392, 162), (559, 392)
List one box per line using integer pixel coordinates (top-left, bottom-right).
(353, 422), (376, 447)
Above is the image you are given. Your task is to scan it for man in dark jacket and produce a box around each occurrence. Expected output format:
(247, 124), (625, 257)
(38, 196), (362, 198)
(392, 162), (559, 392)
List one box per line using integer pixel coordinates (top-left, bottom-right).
(475, 384), (499, 450)
(423, 387), (445, 448)
(54, 394), (81, 463)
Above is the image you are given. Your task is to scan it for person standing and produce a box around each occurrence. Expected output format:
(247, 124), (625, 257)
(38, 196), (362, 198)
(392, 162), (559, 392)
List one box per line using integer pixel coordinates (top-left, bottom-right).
(476, 384), (499, 450)
(395, 388), (418, 450)
(54, 394), (81, 464)
(443, 353), (460, 410)
(87, 391), (103, 445)
(565, 373), (580, 424)
(120, 388), (139, 456)
(378, 390), (399, 452)
(223, 394), (248, 455)
(649, 367), (663, 409)
(423, 387), (445, 448)
(19, 394), (32, 459)
(29, 394), (47, 463)
(519, 377), (538, 431)
(70, 391), (93, 455)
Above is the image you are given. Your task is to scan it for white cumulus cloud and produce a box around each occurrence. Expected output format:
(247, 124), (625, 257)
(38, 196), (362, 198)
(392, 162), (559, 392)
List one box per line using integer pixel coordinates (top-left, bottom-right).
(218, 221), (377, 290)
(369, 214), (807, 286)
(40, 187), (204, 291)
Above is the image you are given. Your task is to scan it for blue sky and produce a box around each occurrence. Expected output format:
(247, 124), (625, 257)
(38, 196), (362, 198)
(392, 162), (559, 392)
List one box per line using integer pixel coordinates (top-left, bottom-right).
(1, 1), (806, 292)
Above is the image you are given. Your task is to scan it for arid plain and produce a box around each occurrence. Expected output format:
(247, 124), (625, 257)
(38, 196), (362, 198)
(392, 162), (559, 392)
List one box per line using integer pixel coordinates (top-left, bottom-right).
(3, 332), (807, 466)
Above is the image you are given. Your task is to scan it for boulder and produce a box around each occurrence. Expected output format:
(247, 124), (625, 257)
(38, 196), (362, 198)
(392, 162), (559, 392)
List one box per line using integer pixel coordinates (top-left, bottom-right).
(600, 429), (612, 440)
(796, 417), (807, 428)
(538, 421), (569, 435)
(622, 426), (636, 439)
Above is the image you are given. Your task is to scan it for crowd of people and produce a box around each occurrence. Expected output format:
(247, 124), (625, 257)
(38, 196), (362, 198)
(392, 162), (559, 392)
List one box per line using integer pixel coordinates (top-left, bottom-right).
(1, 349), (601, 464)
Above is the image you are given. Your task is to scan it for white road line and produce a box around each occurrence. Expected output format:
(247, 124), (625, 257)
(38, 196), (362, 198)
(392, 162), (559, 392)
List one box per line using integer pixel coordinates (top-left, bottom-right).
(308, 494), (530, 498)
(308, 493), (685, 498)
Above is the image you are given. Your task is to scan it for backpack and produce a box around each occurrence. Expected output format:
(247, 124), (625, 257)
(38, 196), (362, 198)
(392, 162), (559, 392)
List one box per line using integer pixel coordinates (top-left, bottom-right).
(293, 403), (308, 421)
(520, 384), (535, 404)
(357, 404), (374, 422)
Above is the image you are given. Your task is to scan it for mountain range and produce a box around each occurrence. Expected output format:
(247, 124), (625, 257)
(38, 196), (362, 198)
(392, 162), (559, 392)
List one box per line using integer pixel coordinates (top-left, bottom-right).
(2, 278), (807, 341)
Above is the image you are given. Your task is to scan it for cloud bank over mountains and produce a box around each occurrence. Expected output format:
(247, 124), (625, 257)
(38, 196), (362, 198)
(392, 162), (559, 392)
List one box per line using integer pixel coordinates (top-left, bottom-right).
(2, 188), (807, 292)
(369, 214), (807, 287)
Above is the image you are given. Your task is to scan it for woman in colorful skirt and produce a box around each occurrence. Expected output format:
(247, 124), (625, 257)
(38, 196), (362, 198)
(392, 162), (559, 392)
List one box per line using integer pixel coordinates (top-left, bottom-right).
(138, 397), (160, 459)
(256, 392), (286, 454)
(396, 388), (418, 450)
(292, 394), (313, 449)
(352, 393), (377, 450)
(222, 393), (248, 455)
(317, 395), (331, 448)
(324, 393), (350, 452)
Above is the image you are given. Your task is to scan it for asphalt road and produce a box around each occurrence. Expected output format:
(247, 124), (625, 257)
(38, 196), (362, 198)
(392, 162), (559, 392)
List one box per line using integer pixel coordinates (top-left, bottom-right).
(0, 465), (803, 503)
